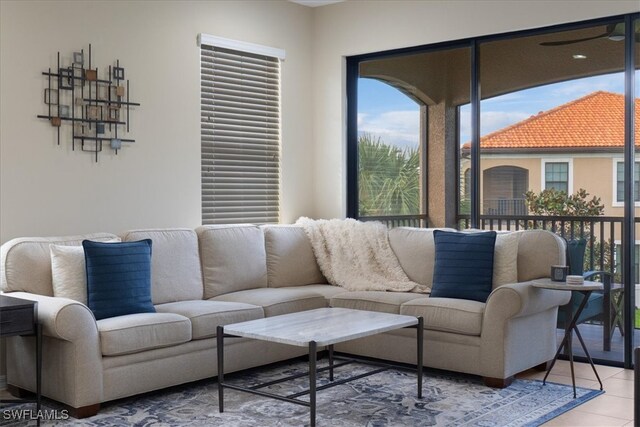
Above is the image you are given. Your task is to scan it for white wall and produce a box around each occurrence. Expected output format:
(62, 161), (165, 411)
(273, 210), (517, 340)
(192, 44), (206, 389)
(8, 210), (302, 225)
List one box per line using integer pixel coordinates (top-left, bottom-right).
(0, 0), (313, 383)
(311, 0), (640, 219)
(1, 0), (638, 391)
(0, 0), (314, 244)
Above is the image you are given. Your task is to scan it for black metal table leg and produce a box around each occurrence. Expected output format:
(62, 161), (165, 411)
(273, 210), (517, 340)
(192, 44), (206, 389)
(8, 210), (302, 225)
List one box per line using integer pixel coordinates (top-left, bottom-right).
(567, 324), (576, 398)
(417, 317), (423, 399)
(543, 327), (571, 385)
(328, 344), (334, 381)
(309, 341), (317, 427)
(36, 322), (42, 425)
(573, 325), (603, 390)
(217, 326), (224, 413)
(543, 290), (595, 399)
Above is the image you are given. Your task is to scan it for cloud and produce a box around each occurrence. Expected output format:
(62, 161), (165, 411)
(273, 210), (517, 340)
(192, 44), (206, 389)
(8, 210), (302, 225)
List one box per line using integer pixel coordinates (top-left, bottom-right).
(358, 110), (420, 149)
(550, 74), (623, 97)
(459, 110), (530, 143)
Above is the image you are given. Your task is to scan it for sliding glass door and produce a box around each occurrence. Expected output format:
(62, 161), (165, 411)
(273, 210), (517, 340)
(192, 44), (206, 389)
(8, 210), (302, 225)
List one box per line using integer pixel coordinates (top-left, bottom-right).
(476, 20), (627, 364)
(347, 12), (639, 367)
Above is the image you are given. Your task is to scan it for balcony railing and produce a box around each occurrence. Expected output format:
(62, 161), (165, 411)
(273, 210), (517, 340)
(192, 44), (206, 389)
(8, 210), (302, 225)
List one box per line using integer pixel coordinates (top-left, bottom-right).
(457, 214), (637, 276)
(359, 214), (428, 228)
(359, 213), (637, 278)
(483, 198), (527, 216)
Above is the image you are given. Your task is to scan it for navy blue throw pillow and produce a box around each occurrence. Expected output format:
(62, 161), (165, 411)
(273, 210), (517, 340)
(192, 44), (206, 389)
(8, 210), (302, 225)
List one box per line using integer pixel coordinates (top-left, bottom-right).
(430, 230), (497, 303)
(83, 239), (155, 320)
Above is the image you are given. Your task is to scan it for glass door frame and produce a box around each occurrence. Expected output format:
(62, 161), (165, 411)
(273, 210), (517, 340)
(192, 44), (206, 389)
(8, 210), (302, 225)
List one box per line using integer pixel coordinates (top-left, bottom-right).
(346, 12), (639, 369)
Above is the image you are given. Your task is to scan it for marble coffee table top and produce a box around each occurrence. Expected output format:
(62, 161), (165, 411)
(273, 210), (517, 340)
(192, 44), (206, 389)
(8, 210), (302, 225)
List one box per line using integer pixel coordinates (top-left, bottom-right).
(532, 278), (603, 291)
(223, 307), (419, 347)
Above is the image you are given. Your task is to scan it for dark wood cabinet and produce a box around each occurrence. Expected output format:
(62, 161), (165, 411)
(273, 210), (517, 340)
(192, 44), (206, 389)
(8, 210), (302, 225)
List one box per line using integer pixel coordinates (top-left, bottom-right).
(0, 295), (42, 424)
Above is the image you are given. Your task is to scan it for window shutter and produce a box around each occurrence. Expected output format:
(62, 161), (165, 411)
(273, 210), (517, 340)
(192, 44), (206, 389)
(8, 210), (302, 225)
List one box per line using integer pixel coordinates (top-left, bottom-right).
(200, 45), (280, 224)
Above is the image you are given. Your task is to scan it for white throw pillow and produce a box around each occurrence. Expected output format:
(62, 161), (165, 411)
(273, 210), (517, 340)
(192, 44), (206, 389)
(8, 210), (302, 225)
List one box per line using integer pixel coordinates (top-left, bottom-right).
(50, 239), (120, 304)
(50, 244), (88, 304)
(493, 232), (521, 288)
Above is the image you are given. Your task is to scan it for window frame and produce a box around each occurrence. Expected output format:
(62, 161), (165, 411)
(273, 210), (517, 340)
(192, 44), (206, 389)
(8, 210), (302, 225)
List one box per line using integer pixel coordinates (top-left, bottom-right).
(346, 11), (639, 371)
(541, 158), (573, 194)
(612, 158), (640, 207)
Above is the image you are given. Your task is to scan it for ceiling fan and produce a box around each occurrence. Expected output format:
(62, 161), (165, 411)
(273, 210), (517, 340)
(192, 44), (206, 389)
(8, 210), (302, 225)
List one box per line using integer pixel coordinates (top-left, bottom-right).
(540, 22), (640, 46)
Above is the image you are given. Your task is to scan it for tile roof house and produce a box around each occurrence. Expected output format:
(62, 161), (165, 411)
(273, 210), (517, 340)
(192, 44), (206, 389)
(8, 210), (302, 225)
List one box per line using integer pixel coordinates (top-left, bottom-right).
(463, 91), (640, 153)
(460, 91), (640, 217)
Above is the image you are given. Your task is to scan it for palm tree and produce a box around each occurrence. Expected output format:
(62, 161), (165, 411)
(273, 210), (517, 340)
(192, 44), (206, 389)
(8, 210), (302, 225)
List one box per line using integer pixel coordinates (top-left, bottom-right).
(358, 133), (420, 216)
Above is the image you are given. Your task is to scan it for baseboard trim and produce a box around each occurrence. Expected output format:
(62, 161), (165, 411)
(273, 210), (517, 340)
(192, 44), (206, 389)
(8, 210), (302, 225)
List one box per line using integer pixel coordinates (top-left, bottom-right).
(0, 375), (6, 390)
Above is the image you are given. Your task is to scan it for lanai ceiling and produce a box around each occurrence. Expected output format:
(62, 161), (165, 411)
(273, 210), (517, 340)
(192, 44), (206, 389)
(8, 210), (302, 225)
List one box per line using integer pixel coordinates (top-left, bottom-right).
(360, 21), (639, 107)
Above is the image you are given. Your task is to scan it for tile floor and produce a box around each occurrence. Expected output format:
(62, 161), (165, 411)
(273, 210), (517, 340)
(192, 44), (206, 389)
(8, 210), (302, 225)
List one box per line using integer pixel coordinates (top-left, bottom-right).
(516, 359), (635, 426)
(0, 360), (634, 426)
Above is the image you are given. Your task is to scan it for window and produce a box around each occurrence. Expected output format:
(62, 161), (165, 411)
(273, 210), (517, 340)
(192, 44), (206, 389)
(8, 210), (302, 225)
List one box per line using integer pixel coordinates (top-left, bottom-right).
(356, 78), (422, 219)
(544, 161), (570, 193)
(199, 35), (284, 224)
(615, 161), (640, 203)
(482, 166), (528, 215)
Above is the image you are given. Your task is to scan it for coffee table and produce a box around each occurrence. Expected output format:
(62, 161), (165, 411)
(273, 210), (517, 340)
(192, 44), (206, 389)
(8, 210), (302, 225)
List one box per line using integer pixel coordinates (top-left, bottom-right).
(216, 307), (423, 427)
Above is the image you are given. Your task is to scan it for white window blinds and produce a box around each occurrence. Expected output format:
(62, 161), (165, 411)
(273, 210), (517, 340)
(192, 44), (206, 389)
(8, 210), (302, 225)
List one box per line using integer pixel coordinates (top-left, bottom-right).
(200, 41), (281, 224)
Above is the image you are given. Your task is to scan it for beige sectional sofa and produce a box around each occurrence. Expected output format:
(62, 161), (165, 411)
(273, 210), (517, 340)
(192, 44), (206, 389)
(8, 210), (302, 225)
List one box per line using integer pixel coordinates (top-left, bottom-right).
(0, 225), (570, 417)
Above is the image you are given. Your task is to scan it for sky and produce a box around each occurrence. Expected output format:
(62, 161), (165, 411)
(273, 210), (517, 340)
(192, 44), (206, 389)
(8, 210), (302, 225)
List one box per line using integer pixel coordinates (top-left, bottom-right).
(357, 72), (636, 149)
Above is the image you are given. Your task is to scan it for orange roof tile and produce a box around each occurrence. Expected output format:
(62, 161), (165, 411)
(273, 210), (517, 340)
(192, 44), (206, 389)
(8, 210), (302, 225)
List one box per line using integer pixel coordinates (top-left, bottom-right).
(463, 91), (640, 150)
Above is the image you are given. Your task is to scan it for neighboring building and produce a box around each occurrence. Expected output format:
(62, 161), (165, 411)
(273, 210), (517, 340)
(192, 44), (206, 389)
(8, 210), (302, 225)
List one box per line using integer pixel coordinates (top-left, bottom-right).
(461, 91), (640, 217)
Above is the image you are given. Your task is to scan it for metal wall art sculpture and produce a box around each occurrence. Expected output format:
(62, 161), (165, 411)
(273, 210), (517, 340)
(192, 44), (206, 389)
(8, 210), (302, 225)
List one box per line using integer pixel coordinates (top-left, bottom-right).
(38, 44), (140, 162)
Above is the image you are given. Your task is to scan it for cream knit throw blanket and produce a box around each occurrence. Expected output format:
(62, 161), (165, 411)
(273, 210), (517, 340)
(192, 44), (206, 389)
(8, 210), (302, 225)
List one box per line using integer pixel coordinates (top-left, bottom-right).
(295, 217), (429, 293)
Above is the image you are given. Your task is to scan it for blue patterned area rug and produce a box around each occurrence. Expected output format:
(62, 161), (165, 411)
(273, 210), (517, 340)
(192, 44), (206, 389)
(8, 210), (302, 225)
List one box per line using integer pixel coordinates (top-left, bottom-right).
(2, 359), (602, 426)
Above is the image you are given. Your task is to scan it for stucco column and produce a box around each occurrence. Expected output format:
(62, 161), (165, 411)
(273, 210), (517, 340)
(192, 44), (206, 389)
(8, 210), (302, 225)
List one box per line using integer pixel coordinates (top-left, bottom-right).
(427, 102), (457, 228)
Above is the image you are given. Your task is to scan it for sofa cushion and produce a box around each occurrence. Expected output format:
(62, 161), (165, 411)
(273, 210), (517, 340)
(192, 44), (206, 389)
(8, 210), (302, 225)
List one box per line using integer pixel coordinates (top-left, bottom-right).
(83, 239), (156, 320)
(493, 232), (521, 288)
(262, 225), (326, 287)
(431, 230), (496, 303)
(1, 233), (119, 295)
(50, 238), (121, 304)
(97, 312), (191, 356)
(122, 229), (203, 304)
(283, 284), (343, 299)
(517, 230), (566, 282)
(388, 227), (456, 288)
(210, 288), (327, 317)
(400, 297), (485, 336)
(197, 225), (267, 298)
(155, 300), (264, 339)
(330, 291), (424, 314)
(50, 244), (89, 304)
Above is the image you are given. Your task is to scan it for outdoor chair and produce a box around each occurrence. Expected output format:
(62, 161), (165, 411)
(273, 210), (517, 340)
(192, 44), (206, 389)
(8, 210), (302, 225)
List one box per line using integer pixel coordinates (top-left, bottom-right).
(556, 238), (624, 352)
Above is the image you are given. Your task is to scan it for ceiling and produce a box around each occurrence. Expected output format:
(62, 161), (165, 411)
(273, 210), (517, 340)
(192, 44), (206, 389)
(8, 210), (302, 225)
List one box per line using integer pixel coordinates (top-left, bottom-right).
(360, 21), (639, 107)
(289, 0), (344, 7)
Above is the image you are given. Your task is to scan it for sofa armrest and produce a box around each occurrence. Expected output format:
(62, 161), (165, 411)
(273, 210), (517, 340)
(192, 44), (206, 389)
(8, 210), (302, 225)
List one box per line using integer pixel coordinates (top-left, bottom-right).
(484, 281), (571, 321)
(479, 281), (571, 379)
(6, 292), (98, 341)
(4, 292), (103, 408)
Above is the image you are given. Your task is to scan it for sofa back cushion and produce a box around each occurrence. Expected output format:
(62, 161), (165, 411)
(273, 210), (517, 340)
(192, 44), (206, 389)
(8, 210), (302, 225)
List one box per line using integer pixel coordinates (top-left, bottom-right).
(388, 227), (456, 288)
(262, 225), (326, 287)
(517, 229), (566, 282)
(197, 225), (267, 298)
(121, 229), (204, 304)
(391, 227), (561, 288)
(1, 233), (119, 296)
